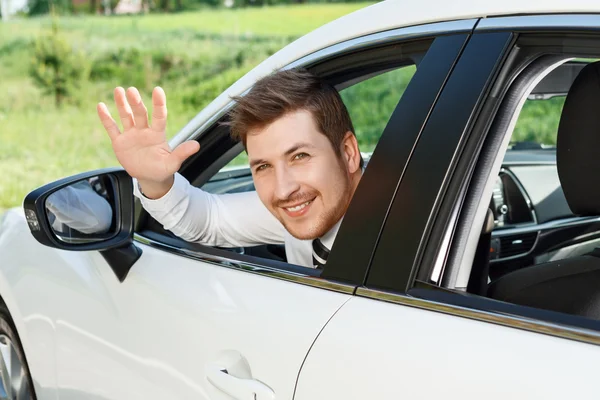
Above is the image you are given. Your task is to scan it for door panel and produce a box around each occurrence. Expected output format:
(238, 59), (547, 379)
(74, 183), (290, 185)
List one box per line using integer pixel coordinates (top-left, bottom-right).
(54, 244), (350, 399)
(295, 296), (600, 399)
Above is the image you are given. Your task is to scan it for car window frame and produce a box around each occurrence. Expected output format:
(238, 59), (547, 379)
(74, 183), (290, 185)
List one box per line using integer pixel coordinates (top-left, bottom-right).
(360, 15), (600, 346)
(363, 30), (517, 292)
(132, 21), (476, 292)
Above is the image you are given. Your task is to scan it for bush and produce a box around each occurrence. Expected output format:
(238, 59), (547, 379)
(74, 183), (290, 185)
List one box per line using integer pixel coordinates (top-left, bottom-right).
(179, 64), (253, 110)
(88, 39), (278, 91)
(90, 48), (157, 90)
(29, 25), (91, 107)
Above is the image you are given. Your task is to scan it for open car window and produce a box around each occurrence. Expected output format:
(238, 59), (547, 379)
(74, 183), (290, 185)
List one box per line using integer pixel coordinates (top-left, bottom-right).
(137, 32), (473, 284)
(194, 63), (422, 269)
(201, 66), (417, 195)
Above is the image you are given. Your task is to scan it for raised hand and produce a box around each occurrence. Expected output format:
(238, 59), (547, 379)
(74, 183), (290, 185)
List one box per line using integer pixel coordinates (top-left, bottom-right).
(97, 86), (200, 199)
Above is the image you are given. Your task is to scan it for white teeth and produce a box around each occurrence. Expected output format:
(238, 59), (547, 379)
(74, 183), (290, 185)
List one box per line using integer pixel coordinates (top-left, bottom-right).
(286, 201), (311, 212)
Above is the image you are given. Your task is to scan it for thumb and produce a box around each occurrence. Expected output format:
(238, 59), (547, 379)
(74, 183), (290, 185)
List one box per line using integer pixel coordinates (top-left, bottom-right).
(167, 141), (200, 173)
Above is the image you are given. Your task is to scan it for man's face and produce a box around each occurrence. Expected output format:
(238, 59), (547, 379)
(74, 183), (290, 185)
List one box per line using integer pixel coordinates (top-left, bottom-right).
(247, 110), (357, 240)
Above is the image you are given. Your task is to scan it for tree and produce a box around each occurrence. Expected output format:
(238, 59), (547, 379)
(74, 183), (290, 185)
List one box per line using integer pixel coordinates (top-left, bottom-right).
(29, 22), (90, 107)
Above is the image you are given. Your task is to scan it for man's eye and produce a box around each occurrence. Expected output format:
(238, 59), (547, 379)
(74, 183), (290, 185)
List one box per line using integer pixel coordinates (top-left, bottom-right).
(294, 153), (309, 160)
(256, 164), (269, 172)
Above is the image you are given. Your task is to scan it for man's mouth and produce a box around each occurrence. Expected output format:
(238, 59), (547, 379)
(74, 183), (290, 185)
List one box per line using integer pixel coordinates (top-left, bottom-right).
(281, 198), (315, 217)
(286, 201), (311, 212)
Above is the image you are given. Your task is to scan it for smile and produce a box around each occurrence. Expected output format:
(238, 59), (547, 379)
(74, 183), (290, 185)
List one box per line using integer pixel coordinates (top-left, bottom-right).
(281, 198), (315, 218)
(286, 201), (312, 212)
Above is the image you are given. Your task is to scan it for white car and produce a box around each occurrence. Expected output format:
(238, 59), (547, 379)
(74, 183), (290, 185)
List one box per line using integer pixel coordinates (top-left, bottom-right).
(3, 0), (600, 398)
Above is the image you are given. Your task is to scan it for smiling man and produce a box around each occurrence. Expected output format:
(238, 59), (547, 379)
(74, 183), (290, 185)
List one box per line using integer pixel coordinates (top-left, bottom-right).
(97, 69), (363, 269)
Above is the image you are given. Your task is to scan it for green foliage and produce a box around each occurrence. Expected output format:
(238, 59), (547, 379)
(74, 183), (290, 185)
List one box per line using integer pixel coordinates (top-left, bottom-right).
(178, 63), (253, 110)
(341, 66), (415, 151)
(512, 96), (566, 146)
(29, 25), (91, 107)
(90, 48), (160, 91)
(27, 0), (73, 15)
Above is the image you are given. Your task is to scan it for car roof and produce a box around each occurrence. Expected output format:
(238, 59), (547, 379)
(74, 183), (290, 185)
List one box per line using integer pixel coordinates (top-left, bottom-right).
(171, 0), (600, 146)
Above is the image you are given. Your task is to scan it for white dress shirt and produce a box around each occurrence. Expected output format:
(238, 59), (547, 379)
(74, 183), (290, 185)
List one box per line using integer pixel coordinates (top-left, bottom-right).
(133, 173), (342, 268)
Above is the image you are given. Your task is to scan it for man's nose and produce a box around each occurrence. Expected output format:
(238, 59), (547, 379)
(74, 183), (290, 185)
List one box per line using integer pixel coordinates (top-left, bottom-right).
(274, 165), (300, 200)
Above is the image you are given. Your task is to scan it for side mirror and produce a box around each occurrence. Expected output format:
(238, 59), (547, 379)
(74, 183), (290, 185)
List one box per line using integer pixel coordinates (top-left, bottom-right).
(23, 168), (142, 281)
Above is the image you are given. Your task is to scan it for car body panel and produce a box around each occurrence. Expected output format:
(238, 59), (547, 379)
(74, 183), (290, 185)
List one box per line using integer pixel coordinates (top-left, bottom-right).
(56, 242), (351, 399)
(296, 296), (600, 400)
(0, 209), (351, 399)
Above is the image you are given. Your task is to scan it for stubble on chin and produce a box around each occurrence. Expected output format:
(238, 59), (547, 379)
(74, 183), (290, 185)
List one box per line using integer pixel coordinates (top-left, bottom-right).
(280, 201), (345, 240)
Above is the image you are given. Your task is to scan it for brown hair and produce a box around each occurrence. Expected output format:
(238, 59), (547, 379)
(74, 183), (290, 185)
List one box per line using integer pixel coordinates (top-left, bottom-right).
(227, 68), (362, 166)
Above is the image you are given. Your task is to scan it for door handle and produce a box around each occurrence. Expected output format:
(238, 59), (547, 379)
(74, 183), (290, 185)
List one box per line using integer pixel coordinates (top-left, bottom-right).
(206, 364), (275, 400)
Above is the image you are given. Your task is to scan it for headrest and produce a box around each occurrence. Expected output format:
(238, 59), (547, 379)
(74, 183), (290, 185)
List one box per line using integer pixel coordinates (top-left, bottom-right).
(556, 61), (600, 216)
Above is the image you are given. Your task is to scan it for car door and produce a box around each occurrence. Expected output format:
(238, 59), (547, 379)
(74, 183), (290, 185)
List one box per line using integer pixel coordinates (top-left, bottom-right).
(50, 23), (472, 399)
(295, 15), (600, 400)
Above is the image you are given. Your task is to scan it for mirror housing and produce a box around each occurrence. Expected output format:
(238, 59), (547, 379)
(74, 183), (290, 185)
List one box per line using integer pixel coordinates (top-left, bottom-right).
(23, 168), (141, 281)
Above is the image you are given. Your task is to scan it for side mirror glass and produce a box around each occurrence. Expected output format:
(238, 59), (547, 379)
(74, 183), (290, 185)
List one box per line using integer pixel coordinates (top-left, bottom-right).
(45, 175), (118, 244)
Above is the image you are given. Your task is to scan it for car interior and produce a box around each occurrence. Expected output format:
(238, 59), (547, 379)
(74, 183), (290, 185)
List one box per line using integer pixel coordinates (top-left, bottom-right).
(461, 59), (600, 320)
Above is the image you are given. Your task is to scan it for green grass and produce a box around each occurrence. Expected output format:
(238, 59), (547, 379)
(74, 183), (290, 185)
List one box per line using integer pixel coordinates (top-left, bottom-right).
(0, 4), (372, 210)
(0, 3), (371, 40)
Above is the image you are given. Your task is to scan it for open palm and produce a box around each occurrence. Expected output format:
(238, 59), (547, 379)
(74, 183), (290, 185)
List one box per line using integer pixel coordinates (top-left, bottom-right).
(97, 86), (199, 186)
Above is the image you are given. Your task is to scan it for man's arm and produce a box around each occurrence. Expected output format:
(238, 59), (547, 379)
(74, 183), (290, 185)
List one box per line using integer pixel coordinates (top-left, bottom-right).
(97, 87), (284, 247)
(135, 173), (286, 247)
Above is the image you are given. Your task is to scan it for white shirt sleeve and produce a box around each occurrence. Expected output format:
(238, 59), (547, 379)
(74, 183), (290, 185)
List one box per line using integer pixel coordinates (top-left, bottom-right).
(46, 180), (114, 234)
(134, 173), (286, 248)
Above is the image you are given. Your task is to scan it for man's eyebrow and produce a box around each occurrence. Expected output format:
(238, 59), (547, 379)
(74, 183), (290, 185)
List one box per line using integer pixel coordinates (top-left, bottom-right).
(249, 158), (268, 168)
(249, 143), (316, 168)
(284, 143), (315, 156)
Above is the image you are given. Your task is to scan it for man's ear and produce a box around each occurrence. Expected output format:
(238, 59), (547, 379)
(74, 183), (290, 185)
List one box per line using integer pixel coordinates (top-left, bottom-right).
(341, 131), (361, 174)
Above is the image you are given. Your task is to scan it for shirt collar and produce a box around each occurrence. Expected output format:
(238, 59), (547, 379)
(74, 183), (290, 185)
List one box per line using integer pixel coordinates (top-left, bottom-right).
(319, 217), (344, 251)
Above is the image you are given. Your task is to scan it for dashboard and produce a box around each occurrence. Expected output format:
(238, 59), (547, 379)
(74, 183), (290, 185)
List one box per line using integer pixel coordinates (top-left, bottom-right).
(491, 170), (535, 229)
(488, 149), (600, 280)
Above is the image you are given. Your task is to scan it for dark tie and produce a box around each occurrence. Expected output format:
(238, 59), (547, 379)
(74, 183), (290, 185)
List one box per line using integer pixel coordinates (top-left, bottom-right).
(312, 238), (330, 270)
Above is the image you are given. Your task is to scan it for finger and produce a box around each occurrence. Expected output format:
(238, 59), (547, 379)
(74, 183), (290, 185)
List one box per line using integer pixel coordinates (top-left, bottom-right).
(96, 102), (121, 141)
(167, 141), (200, 173)
(114, 87), (135, 131)
(151, 86), (168, 133)
(126, 87), (149, 130)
